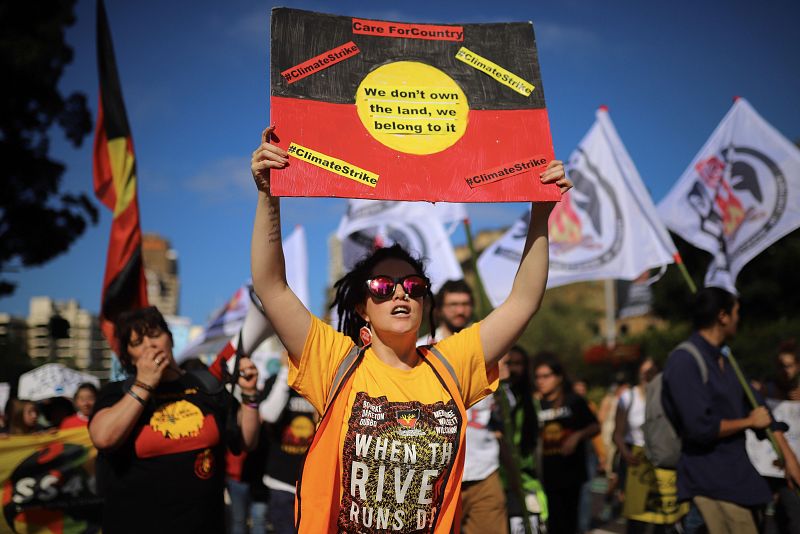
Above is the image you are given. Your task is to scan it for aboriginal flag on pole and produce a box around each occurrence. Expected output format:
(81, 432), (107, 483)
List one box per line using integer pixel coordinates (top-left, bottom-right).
(270, 8), (559, 203)
(93, 0), (148, 353)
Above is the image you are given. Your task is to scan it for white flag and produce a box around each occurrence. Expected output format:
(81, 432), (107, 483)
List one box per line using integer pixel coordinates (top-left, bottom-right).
(478, 107), (677, 307)
(336, 199), (467, 238)
(283, 225), (310, 308)
(336, 200), (464, 293)
(658, 98), (800, 293)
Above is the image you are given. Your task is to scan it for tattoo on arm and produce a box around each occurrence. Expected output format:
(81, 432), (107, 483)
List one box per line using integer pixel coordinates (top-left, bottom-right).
(267, 198), (281, 244)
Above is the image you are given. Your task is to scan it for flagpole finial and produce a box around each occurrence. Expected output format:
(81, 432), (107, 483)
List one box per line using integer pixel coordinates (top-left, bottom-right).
(732, 95), (741, 102)
(599, 104), (609, 112)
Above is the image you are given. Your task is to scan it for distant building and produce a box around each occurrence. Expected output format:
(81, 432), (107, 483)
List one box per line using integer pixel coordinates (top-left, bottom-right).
(142, 233), (180, 316)
(26, 297), (112, 379)
(0, 313), (29, 378)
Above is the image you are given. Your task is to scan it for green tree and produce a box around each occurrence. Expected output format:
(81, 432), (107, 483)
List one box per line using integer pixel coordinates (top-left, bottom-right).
(638, 228), (800, 379)
(0, 1), (96, 296)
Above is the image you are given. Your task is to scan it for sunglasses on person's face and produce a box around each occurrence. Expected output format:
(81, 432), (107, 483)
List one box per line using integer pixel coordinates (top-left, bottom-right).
(365, 274), (430, 300)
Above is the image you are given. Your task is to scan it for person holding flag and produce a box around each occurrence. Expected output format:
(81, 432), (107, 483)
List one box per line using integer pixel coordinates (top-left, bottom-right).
(249, 126), (571, 533)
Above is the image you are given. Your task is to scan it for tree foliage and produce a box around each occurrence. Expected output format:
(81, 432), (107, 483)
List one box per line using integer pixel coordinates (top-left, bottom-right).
(0, 1), (96, 296)
(638, 228), (800, 380)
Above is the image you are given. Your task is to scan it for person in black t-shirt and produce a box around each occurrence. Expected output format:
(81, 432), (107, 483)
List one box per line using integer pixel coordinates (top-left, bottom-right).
(258, 362), (317, 534)
(533, 352), (599, 534)
(89, 306), (261, 534)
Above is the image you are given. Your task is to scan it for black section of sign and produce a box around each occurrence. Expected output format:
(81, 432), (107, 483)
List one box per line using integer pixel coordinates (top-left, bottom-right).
(271, 8), (545, 110)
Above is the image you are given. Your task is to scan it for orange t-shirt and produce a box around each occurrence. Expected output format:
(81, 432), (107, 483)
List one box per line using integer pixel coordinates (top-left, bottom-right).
(289, 315), (497, 533)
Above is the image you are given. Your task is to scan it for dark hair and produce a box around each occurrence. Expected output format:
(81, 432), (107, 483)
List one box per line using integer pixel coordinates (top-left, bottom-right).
(507, 346), (538, 454)
(691, 287), (737, 330)
(638, 357), (660, 384)
(778, 339), (798, 358)
(775, 339), (799, 397)
(114, 306), (172, 372)
(74, 383), (98, 398)
(8, 399), (38, 435)
(435, 279), (474, 309)
(532, 351), (571, 392)
(330, 244), (435, 344)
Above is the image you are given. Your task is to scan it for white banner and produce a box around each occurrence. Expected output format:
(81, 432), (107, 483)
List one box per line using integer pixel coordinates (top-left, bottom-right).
(478, 107), (677, 307)
(658, 98), (800, 293)
(18, 364), (100, 402)
(746, 399), (800, 478)
(336, 200), (464, 293)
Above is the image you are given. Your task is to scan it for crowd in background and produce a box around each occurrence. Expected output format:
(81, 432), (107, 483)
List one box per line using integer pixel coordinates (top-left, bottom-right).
(3, 285), (800, 534)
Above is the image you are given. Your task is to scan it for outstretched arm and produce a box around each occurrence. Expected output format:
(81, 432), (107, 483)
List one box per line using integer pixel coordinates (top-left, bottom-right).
(479, 160), (571, 367)
(250, 127), (311, 364)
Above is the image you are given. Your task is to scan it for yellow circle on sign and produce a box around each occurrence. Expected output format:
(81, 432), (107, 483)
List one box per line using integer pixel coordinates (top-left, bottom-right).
(355, 61), (469, 155)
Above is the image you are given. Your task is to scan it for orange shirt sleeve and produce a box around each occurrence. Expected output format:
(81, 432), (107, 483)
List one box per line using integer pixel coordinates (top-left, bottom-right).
(288, 313), (356, 415)
(430, 322), (499, 408)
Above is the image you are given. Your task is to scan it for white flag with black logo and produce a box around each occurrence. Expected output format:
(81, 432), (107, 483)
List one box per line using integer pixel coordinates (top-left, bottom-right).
(336, 200), (464, 293)
(658, 98), (800, 293)
(478, 107), (677, 307)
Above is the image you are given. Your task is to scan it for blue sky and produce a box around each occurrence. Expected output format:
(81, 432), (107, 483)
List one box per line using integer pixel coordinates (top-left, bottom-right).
(2, 0), (799, 325)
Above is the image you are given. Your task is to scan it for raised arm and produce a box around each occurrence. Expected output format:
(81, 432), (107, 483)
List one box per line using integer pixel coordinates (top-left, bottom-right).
(479, 160), (570, 366)
(251, 126), (311, 363)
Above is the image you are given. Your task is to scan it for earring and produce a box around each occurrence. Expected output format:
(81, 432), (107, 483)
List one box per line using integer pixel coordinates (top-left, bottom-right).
(359, 322), (372, 346)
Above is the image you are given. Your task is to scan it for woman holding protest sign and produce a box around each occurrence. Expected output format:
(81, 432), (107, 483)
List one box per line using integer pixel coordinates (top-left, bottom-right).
(249, 126), (571, 533)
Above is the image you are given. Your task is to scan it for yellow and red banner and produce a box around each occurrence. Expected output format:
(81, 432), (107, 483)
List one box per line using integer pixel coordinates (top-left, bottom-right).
(270, 8), (558, 203)
(0, 429), (101, 534)
(92, 0), (148, 351)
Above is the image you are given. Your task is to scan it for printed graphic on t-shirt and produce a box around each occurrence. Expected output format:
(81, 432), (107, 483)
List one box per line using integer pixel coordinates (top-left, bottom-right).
(134, 394), (220, 459)
(539, 406), (574, 456)
(339, 392), (461, 533)
(194, 448), (215, 479)
(151, 400), (204, 438)
(281, 414), (315, 454)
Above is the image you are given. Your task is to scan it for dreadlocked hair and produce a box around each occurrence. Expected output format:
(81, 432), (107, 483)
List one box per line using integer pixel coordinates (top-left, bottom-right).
(330, 244), (437, 344)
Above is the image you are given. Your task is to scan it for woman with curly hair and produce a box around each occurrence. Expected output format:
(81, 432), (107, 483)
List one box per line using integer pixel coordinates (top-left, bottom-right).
(249, 126), (571, 533)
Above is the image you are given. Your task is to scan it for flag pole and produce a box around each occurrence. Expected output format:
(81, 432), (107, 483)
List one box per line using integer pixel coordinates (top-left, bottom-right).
(463, 217), (534, 534)
(672, 253), (698, 294)
(463, 218), (493, 320)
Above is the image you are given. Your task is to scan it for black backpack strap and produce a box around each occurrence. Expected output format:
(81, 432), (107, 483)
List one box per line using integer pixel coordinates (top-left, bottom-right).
(187, 368), (225, 395)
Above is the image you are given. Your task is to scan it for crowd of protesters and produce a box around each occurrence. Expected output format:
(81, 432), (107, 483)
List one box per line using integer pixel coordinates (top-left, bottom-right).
(3, 284), (800, 534)
(1, 135), (796, 534)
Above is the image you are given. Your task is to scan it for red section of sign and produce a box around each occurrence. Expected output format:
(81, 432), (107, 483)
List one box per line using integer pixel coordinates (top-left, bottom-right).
(465, 156), (549, 189)
(352, 18), (465, 42)
(270, 96), (559, 202)
(281, 42), (361, 84)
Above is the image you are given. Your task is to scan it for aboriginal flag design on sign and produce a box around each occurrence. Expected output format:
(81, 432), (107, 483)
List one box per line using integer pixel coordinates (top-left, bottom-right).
(270, 8), (558, 203)
(92, 0), (148, 352)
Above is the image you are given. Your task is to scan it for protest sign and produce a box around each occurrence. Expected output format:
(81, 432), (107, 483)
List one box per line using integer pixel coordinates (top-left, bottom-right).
(270, 8), (558, 203)
(17, 365), (100, 402)
(746, 399), (800, 478)
(0, 428), (101, 534)
(622, 446), (688, 524)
